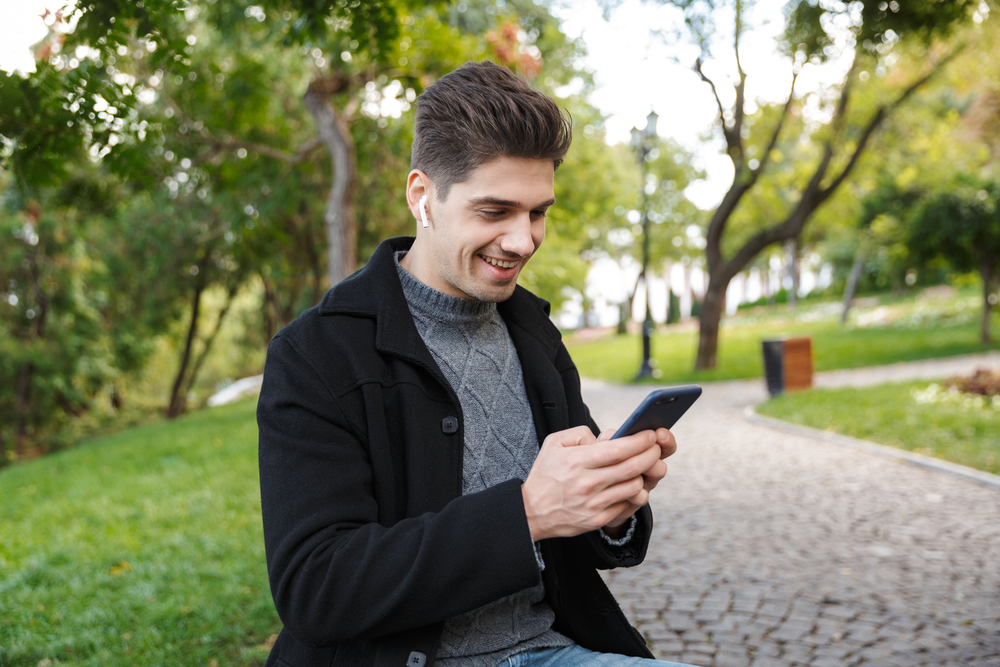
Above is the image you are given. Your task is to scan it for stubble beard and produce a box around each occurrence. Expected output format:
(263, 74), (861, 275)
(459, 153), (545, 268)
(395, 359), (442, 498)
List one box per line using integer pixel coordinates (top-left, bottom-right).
(448, 261), (522, 303)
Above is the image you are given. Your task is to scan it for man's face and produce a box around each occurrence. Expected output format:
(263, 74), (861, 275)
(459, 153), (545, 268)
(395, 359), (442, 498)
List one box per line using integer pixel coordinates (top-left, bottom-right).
(414, 157), (555, 302)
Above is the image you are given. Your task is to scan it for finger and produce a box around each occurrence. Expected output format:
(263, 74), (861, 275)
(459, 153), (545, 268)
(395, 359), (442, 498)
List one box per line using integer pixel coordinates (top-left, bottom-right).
(591, 475), (646, 511)
(595, 500), (635, 530)
(590, 444), (662, 490)
(581, 430), (657, 469)
(656, 428), (677, 458)
(646, 458), (667, 480)
(604, 503), (639, 528)
(597, 427), (616, 442)
(544, 425), (599, 449)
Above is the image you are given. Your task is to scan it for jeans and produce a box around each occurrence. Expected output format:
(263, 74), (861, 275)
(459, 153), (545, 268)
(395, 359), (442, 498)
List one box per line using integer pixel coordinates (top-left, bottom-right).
(499, 645), (699, 667)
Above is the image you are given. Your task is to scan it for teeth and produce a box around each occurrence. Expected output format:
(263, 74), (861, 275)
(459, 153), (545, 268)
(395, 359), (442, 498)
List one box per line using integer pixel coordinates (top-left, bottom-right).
(483, 256), (518, 269)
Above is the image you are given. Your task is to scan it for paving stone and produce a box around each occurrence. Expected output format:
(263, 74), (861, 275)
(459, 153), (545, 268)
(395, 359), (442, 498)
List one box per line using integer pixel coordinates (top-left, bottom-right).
(586, 357), (1000, 667)
(713, 652), (751, 667)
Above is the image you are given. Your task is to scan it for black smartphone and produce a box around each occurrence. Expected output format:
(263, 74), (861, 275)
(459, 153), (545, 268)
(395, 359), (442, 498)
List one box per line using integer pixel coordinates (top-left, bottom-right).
(612, 385), (702, 439)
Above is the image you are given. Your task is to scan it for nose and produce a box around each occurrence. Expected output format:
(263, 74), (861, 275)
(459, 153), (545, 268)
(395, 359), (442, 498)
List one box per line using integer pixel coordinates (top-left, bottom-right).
(499, 214), (537, 257)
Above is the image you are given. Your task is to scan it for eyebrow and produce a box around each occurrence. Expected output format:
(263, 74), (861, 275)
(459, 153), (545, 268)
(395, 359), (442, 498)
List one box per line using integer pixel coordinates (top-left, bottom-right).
(467, 196), (557, 209)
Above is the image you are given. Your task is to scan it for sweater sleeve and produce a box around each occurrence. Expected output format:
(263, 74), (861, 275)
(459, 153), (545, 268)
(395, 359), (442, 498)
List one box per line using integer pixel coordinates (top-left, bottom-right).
(257, 334), (543, 648)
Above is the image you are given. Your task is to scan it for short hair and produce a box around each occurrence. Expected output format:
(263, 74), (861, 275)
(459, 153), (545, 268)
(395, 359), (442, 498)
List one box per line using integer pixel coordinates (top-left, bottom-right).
(411, 61), (572, 199)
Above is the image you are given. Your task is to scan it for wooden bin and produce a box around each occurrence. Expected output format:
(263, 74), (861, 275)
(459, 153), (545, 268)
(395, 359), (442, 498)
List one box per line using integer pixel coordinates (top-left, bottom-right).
(762, 337), (813, 397)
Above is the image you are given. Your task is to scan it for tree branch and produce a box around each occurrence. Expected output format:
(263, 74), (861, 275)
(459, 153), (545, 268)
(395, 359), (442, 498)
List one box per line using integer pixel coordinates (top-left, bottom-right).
(820, 47), (964, 200)
(752, 71), (798, 176)
(163, 97), (322, 165)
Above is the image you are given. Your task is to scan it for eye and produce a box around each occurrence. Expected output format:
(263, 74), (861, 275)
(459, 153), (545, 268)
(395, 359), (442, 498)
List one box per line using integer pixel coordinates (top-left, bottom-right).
(480, 209), (506, 219)
(531, 209), (549, 220)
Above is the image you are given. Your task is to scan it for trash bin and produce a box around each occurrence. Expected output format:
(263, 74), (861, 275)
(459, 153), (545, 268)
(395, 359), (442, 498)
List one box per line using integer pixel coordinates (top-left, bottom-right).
(762, 337), (813, 397)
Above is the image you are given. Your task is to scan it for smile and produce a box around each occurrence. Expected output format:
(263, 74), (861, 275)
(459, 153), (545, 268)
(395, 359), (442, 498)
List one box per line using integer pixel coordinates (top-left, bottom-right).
(479, 255), (520, 269)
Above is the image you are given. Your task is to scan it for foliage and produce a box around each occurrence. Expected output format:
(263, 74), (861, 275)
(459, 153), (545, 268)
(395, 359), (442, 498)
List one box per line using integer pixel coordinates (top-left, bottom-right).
(909, 181), (1000, 274)
(666, 288), (680, 324)
(908, 178), (1000, 342)
(758, 380), (999, 474)
(0, 398), (279, 666)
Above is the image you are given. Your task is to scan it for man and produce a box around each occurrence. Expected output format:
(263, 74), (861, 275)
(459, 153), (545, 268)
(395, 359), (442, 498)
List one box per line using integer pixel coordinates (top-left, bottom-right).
(257, 61), (692, 667)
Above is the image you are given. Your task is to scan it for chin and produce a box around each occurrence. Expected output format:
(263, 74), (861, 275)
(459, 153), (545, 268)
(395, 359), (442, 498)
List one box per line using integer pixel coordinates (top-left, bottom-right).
(468, 282), (518, 303)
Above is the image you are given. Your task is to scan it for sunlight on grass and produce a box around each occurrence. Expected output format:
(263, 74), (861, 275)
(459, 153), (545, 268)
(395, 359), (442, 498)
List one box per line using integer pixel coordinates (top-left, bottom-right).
(0, 399), (278, 667)
(757, 381), (1000, 474)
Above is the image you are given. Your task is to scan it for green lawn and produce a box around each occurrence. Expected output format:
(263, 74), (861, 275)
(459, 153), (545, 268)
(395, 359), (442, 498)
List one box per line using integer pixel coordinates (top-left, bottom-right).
(0, 399), (278, 667)
(756, 381), (1000, 474)
(566, 295), (1000, 384)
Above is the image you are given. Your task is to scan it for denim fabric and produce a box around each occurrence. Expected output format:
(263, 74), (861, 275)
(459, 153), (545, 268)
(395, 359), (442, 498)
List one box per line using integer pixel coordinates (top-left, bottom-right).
(499, 645), (699, 667)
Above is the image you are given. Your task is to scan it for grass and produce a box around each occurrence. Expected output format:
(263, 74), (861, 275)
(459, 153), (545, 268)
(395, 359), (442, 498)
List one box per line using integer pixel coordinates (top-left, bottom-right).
(756, 380), (1000, 475)
(566, 292), (1000, 384)
(0, 398), (278, 667)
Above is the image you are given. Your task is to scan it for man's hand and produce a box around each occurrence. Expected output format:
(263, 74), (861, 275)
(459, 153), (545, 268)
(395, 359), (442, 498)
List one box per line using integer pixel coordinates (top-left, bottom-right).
(521, 425), (670, 541)
(597, 427), (676, 534)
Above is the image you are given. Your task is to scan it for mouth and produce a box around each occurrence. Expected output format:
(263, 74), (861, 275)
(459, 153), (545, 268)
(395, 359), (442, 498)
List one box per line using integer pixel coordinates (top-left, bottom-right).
(478, 253), (523, 279)
(479, 254), (521, 269)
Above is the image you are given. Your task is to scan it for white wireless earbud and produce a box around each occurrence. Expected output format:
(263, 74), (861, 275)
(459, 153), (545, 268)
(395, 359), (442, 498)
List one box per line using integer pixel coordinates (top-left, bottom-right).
(419, 195), (429, 228)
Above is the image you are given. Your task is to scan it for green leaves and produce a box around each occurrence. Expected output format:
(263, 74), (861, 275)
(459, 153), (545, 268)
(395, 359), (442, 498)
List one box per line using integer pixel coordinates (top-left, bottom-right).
(780, 0), (981, 61)
(781, 0), (832, 62)
(909, 180), (1000, 273)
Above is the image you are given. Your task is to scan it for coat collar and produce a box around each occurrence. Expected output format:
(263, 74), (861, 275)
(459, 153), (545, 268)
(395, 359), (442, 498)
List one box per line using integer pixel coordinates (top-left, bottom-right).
(319, 236), (560, 363)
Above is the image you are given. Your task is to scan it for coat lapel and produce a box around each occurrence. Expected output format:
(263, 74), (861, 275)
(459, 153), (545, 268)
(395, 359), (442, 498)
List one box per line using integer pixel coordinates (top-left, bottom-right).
(319, 237), (442, 373)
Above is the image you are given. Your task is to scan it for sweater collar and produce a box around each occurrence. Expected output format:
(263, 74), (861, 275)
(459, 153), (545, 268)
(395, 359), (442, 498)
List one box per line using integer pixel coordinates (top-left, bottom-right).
(394, 250), (497, 326)
(319, 237), (559, 361)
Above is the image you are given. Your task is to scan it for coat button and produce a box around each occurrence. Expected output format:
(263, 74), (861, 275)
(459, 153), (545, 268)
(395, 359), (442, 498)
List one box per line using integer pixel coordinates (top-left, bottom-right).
(441, 416), (459, 434)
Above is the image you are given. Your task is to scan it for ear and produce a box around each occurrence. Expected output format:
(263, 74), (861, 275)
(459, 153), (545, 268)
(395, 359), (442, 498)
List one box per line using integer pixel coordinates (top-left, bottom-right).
(406, 170), (432, 230)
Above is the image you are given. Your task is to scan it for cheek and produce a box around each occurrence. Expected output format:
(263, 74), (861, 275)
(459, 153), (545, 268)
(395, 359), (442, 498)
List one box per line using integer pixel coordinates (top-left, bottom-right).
(533, 223), (546, 249)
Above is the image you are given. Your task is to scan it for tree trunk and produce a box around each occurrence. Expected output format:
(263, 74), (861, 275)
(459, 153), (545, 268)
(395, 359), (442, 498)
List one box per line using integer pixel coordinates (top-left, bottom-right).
(626, 270), (642, 320)
(682, 264), (692, 317)
(168, 280), (205, 419)
(304, 81), (357, 288)
(840, 244), (868, 325)
(694, 274), (728, 370)
(14, 361), (33, 458)
(180, 286), (237, 403)
(786, 238), (799, 307)
(981, 261), (996, 345)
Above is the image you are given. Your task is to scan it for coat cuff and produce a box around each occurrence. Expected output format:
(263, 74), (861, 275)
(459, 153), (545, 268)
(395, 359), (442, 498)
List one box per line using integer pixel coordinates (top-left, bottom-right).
(598, 514), (637, 547)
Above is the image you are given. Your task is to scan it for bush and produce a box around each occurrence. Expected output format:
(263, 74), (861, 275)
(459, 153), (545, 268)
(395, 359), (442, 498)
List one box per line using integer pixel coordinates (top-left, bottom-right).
(944, 368), (1000, 397)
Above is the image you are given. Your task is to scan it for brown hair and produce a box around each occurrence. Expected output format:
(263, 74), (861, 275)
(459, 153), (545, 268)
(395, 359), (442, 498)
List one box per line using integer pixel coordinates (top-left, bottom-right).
(411, 61), (572, 199)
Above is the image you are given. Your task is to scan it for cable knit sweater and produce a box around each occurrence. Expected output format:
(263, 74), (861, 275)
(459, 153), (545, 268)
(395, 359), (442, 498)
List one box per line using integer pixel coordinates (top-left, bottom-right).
(395, 253), (573, 667)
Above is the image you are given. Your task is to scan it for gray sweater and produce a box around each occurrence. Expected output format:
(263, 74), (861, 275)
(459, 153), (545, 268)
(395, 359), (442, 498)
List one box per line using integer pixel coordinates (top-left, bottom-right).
(395, 254), (573, 667)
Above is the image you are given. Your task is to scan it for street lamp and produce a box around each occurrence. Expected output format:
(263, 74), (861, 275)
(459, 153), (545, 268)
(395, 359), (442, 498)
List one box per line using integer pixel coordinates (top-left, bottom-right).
(630, 110), (658, 380)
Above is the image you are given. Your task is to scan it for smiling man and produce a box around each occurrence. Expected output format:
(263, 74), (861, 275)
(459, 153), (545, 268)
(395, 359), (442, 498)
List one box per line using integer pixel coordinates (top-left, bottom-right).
(257, 62), (692, 667)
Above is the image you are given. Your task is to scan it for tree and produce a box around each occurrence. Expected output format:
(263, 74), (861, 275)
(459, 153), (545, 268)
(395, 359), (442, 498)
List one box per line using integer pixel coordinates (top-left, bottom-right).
(606, 0), (986, 369)
(909, 180), (1000, 343)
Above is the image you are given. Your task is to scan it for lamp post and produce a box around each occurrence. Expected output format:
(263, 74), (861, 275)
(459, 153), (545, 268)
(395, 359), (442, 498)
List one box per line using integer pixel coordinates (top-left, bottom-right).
(630, 110), (658, 380)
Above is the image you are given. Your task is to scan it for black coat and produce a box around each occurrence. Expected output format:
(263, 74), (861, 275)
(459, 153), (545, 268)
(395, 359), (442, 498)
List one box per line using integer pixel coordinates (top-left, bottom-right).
(257, 237), (654, 667)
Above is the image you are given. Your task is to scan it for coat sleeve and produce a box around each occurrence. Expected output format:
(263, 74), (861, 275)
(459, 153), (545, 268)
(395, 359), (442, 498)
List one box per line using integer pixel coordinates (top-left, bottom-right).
(553, 340), (654, 571)
(257, 334), (543, 648)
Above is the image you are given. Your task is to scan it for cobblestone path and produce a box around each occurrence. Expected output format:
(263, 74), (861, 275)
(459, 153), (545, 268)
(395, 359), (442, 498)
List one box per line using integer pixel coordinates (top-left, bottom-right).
(583, 354), (1000, 667)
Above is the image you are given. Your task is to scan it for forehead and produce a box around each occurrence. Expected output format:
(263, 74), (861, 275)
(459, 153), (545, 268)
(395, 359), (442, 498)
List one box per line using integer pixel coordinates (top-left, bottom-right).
(452, 157), (555, 205)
